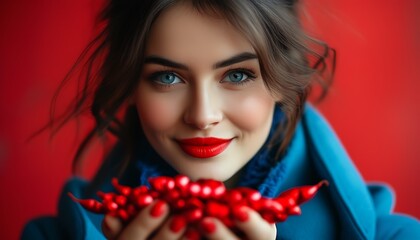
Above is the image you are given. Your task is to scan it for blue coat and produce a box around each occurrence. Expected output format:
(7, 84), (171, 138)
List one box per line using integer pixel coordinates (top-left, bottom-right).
(22, 105), (420, 239)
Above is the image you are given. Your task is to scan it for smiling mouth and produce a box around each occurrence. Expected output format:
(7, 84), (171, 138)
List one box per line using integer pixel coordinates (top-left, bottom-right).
(176, 137), (233, 158)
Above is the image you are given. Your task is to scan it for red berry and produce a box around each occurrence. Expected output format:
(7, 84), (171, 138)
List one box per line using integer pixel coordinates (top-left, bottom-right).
(164, 189), (181, 203)
(188, 182), (201, 197)
(198, 179), (226, 199)
(185, 197), (204, 210)
(97, 191), (115, 201)
(135, 194), (153, 208)
(68, 193), (105, 213)
(103, 200), (118, 212)
(114, 195), (127, 207)
(223, 189), (243, 204)
(70, 175), (328, 236)
(274, 212), (288, 222)
(199, 184), (212, 199)
(205, 201), (229, 218)
(126, 204), (138, 217)
(297, 180), (329, 205)
(255, 198), (284, 214)
(172, 198), (186, 210)
(287, 205), (301, 215)
(185, 208), (203, 223)
(236, 187), (262, 202)
(212, 184), (226, 199)
(117, 209), (129, 222)
(149, 190), (160, 198)
(174, 175), (190, 195)
(149, 176), (171, 192)
(276, 196), (296, 208)
(261, 211), (276, 223)
(111, 178), (131, 196)
(131, 186), (148, 197)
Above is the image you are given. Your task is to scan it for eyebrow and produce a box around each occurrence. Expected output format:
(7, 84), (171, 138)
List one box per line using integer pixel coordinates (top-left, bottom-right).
(213, 52), (258, 69)
(143, 52), (258, 70)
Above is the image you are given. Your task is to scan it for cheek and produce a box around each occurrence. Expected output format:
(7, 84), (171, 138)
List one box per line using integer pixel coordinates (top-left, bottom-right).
(135, 91), (182, 132)
(225, 92), (275, 131)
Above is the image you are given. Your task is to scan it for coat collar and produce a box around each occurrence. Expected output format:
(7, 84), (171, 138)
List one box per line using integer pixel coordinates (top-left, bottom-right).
(57, 178), (105, 240)
(302, 104), (376, 240)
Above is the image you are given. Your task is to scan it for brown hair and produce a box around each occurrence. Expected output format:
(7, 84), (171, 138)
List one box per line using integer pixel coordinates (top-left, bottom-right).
(35, 0), (335, 177)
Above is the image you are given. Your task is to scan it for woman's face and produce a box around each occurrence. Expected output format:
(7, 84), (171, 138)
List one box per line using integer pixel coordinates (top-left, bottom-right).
(134, 3), (276, 183)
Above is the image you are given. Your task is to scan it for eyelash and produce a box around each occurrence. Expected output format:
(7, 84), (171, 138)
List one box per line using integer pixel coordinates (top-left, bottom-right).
(146, 68), (257, 88)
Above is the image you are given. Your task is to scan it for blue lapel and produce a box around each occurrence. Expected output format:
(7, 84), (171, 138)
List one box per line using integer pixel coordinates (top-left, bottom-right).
(302, 104), (376, 240)
(58, 178), (106, 240)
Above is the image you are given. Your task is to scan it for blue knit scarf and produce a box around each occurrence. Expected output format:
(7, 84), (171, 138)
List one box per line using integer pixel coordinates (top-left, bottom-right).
(135, 104), (288, 198)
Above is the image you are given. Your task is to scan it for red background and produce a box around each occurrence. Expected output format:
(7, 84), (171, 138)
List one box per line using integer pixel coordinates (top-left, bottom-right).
(1, 0), (419, 239)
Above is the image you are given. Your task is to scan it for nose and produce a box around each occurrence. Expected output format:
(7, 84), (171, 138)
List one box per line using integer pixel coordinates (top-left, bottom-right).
(183, 85), (223, 130)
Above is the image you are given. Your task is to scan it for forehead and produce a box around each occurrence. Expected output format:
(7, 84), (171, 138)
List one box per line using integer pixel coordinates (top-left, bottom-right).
(145, 2), (255, 63)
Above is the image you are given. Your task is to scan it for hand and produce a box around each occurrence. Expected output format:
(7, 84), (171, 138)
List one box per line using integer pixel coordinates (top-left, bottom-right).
(102, 203), (276, 240)
(199, 206), (277, 240)
(102, 200), (187, 240)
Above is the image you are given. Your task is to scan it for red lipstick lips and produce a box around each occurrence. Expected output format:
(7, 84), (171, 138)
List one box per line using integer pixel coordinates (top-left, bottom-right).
(177, 137), (232, 158)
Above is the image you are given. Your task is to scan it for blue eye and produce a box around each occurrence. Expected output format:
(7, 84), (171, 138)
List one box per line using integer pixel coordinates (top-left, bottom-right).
(226, 72), (248, 82)
(154, 72), (182, 85)
(222, 69), (255, 84)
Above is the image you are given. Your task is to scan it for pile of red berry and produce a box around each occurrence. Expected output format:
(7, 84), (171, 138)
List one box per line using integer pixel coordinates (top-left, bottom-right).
(69, 175), (327, 238)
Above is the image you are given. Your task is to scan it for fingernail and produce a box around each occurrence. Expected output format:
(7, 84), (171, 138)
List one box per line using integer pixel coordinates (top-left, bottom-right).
(184, 228), (201, 240)
(200, 218), (216, 234)
(169, 215), (186, 233)
(233, 205), (249, 222)
(149, 200), (166, 218)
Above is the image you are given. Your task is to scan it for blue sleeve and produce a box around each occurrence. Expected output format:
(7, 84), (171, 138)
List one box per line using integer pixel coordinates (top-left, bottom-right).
(21, 216), (64, 240)
(375, 214), (420, 239)
(368, 184), (420, 239)
(22, 178), (107, 240)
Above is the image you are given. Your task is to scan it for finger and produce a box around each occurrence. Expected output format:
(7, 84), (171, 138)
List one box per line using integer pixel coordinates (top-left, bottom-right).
(232, 206), (277, 240)
(199, 217), (240, 240)
(118, 200), (169, 240)
(151, 215), (187, 240)
(102, 215), (123, 239)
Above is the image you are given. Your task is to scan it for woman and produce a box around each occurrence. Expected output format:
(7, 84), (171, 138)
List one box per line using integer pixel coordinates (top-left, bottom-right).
(22, 0), (420, 239)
